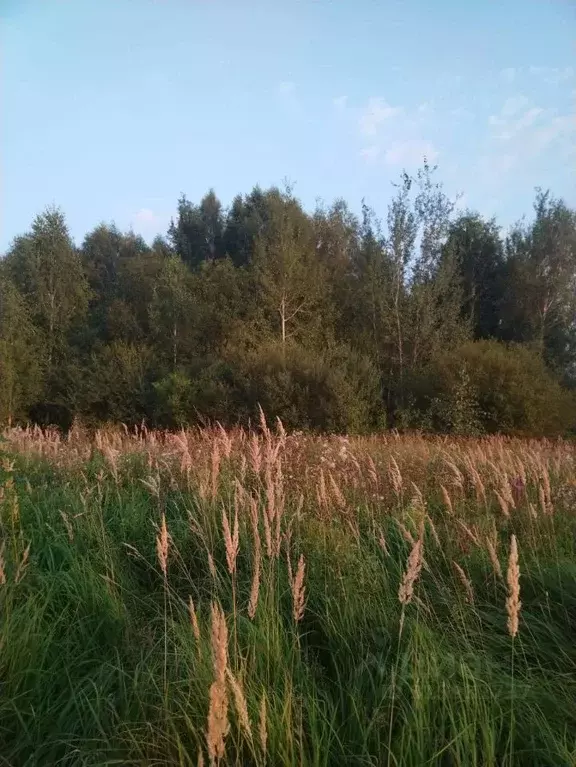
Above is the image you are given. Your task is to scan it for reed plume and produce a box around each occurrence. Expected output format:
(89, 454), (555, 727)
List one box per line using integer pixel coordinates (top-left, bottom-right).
(539, 484), (550, 516)
(207, 551), (217, 580)
(248, 499), (261, 619)
(222, 507), (239, 575)
(156, 513), (169, 578)
(377, 526), (389, 556)
(389, 456), (403, 494)
(206, 603), (229, 764)
(259, 694), (268, 756)
(14, 543), (31, 585)
(291, 554), (306, 622)
(226, 668), (252, 740)
(207, 679), (229, 765)
(398, 537), (423, 605)
(485, 535), (503, 580)
(211, 440), (221, 501)
(440, 484), (453, 515)
(506, 534), (521, 638)
(453, 561), (474, 604)
(188, 595), (200, 642)
(425, 514), (441, 547)
(495, 491), (510, 518)
(210, 602), (228, 680)
(396, 520), (415, 546)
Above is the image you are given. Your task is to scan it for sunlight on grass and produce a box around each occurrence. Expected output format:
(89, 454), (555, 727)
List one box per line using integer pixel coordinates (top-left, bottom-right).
(0, 422), (575, 765)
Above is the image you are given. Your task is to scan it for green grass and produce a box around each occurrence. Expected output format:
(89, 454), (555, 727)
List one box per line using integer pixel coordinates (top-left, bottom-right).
(0, 434), (575, 766)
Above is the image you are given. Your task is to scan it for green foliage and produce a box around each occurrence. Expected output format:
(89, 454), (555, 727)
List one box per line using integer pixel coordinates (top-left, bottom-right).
(4, 208), (89, 373)
(0, 436), (575, 764)
(421, 340), (576, 435)
(149, 255), (197, 369)
(153, 370), (194, 426)
(443, 213), (505, 338)
(500, 191), (576, 376)
(251, 187), (331, 349)
(1, 174), (575, 434)
(0, 278), (42, 424)
(169, 190), (225, 268)
(85, 341), (155, 424)
(236, 341), (383, 433)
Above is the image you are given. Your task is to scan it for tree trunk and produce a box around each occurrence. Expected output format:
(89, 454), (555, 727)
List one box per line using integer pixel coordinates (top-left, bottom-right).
(393, 268), (404, 407)
(280, 295), (286, 347)
(173, 321), (178, 370)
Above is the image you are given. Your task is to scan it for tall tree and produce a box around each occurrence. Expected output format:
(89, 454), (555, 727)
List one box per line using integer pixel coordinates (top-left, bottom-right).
(0, 278), (41, 424)
(192, 257), (248, 358)
(385, 175), (417, 401)
(199, 189), (224, 260)
(3, 177), (574, 434)
(4, 207), (89, 375)
(168, 190), (224, 268)
(405, 162), (466, 369)
(81, 225), (161, 343)
(313, 199), (360, 342)
(372, 162), (466, 415)
(149, 255), (197, 370)
(251, 188), (329, 352)
(443, 213), (505, 339)
(501, 190), (576, 378)
(223, 195), (255, 267)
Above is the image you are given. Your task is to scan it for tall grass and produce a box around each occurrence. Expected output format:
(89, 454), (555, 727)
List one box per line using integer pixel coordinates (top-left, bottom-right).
(0, 424), (575, 765)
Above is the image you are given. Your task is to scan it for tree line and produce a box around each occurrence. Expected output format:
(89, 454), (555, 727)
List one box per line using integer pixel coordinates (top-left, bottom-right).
(1, 162), (575, 435)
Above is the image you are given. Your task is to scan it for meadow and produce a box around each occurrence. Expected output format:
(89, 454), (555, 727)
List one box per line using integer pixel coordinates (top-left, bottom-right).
(0, 419), (575, 766)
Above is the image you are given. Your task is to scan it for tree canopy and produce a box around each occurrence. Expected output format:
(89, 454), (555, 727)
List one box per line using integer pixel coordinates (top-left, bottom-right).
(2, 166), (575, 435)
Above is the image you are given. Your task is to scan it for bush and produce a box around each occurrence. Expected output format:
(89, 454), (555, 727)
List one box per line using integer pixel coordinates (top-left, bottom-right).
(85, 341), (156, 425)
(152, 370), (194, 427)
(414, 340), (576, 436)
(153, 361), (251, 428)
(235, 341), (384, 433)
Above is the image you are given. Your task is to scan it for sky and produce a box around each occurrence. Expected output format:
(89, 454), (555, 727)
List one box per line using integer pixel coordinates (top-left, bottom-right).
(1, 0), (575, 252)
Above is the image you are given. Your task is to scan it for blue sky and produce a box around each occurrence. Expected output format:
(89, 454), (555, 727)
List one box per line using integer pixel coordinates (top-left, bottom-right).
(2, 0), (575, 251)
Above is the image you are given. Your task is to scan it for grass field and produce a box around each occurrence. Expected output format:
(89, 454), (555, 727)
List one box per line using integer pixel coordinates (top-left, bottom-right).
(1, 421), (575, 766)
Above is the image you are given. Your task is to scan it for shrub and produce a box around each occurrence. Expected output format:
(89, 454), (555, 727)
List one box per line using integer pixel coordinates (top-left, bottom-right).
(415, 340), (576, 436)
(235, 341), (384, 433)
(85, 341), (156, 424)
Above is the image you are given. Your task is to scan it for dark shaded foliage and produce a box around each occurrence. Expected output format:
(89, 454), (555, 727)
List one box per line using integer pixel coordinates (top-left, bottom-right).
(1, 172), (575, 434)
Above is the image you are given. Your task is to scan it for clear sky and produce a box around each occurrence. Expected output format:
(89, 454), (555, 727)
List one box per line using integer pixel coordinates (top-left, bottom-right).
(2, 0), (575, 251)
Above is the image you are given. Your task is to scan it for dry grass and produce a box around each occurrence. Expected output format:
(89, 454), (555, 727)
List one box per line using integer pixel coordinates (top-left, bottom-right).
(506, 534), (521, 639)
(207, 603), (229, 763)
(1, 423), (576, 764)
(398, 537), (423, 606)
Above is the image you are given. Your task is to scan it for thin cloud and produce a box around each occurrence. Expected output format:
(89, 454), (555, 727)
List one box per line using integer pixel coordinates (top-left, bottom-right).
(360, 145), (381, 163)
(384, 139), (439, 167)
(500, 67), (517, 83)
(276, 81), (301, 116)
(278, 80), (296, 96)
(490, 154), (517, 175)
(333, 95), (347, 111)
(359, 97), (402, 137)
(133, 208), (158, 226)
(450, 106), (475, 120)
(132, 208), (167, 238)
(528, 65), (574, 84)
(357, 98), (437, 169)
(436, 73), (464, 90)
(501, 95), (529, 117)
(490, 106), (544, 141)
(531, 113), (576, 153)
(484, 94), (576, 178)
(417, 102), (434, 115)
